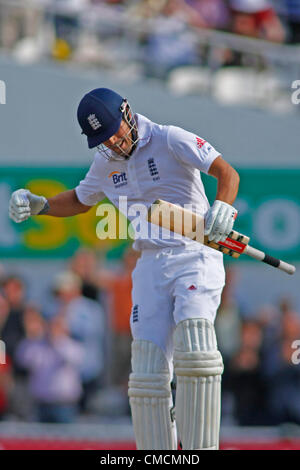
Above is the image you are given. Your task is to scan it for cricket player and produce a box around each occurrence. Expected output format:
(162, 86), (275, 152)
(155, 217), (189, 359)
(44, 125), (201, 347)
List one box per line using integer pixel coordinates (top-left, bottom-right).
(9, 88), (239, 450)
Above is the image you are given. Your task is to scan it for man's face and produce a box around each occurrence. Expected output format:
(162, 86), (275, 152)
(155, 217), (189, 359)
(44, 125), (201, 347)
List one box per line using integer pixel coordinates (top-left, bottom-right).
(3, 278), (24, 306)
(102, 119), (133, 158)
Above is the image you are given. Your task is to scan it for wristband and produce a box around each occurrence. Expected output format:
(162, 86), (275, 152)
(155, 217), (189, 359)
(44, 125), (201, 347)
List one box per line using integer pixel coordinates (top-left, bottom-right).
(37, 200), (50, 215)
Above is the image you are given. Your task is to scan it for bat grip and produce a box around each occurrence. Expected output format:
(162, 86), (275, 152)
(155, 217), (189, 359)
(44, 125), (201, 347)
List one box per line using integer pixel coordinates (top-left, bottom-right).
(245, 246), (296, 275)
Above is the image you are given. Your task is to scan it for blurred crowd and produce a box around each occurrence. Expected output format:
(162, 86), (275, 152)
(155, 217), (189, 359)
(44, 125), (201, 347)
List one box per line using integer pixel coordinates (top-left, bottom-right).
(0, 245), (300, 427)
(216, 267), (300, 426)
(0, 245), (140, 423)
(0, 0), (298, 110)
(0, 0), (299, 68)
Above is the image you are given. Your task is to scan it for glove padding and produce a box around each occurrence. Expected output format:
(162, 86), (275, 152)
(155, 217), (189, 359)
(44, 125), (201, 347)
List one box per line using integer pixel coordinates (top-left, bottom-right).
(204, 200), (238, 243)
(9, 189), (47, 223)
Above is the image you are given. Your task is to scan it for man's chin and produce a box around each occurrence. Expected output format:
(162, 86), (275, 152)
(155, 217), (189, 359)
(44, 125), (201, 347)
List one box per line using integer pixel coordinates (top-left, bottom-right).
(111, 150), (128, 161)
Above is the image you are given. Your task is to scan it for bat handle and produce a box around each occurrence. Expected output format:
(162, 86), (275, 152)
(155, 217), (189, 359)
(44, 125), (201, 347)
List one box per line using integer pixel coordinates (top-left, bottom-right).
(244, 245), (296, 275)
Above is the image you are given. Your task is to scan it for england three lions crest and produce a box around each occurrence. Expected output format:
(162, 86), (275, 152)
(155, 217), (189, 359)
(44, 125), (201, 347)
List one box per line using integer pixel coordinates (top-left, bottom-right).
(88, 114), (102, 130)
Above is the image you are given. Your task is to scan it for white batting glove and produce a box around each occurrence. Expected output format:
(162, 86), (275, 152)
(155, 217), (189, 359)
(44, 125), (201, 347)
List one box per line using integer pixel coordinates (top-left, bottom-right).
(204, 200), (238, 243)
(9, 189), (48, 223)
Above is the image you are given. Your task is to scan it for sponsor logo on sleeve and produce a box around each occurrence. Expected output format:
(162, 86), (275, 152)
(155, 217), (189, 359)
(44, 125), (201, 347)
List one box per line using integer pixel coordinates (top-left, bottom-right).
(196, 137), (206, 149)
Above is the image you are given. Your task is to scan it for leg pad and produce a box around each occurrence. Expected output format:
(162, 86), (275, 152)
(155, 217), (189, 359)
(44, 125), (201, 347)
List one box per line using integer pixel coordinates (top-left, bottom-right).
(128, 340), (177, 450)
(174, 319), (223, 450)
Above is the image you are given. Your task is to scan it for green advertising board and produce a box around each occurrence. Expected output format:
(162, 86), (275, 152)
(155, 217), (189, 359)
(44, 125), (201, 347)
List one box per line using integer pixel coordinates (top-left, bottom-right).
(1, 167), (300, 262)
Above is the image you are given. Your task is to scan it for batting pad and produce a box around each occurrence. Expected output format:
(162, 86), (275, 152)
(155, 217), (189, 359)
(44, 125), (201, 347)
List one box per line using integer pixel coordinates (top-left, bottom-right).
(174, 318), (224, 450)
(128, 340), (177, 450)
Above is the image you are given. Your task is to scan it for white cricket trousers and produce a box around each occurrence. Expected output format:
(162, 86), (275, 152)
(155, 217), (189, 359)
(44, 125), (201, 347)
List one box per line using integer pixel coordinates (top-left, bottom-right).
(130, 245), (225, 363)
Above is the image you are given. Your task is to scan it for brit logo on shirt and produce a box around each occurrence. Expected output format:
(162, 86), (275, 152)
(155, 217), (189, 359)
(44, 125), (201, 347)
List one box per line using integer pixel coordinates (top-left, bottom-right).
(148, 158), (160, 181)
(109, 171), (128, 188)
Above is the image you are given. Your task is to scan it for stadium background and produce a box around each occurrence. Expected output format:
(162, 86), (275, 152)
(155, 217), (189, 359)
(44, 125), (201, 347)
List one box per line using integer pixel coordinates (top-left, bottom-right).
(0, 0), (300, 450)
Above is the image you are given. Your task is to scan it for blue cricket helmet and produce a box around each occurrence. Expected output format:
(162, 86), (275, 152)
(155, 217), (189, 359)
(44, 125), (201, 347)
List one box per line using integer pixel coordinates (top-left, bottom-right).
(77, 88), (125, 149)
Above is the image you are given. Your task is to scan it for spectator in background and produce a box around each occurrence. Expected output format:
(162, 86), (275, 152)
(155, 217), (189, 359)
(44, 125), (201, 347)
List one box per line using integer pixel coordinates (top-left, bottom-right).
(69, 247), (101, 301)
(97, 246), (140, 389)
(226, 320), (269, 425)
(0, 1), (42, 49)
(0, 276), (26, 371)
(0, 283), (29, 420)
(53, 271), (106, 412)
(0, 356), (13, 421)
(229, 0), (285, 42)
(16, 313), (83, 423)
(260, 298), (300, 373)
(222, 0), (285, 67)
(12, 304), (47, 420)
(9, 304), (46, 420)
(279, 298), (300, 342)
(261, 298), (300, 424)
(0, 293), (10, 336)
(22, 304), (46, 342)
(131, 0), (202, 78)
(257, 303), (280, 363)
(273, 0), (300, 43)
(184, 0), (231, 30)
(50, 0), (87, 60)
(265, 338), (300, 424)
(0, 294), (13, 420)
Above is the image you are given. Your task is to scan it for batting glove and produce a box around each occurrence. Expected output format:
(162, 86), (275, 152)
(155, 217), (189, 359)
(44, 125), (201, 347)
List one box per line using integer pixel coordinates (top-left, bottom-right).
(9, 189), (48, 223)
(204, 200), (238, 243)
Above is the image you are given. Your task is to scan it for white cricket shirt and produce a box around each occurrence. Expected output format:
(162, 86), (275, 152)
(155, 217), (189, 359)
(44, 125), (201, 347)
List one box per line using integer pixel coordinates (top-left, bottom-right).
(75, 113), (222, 252)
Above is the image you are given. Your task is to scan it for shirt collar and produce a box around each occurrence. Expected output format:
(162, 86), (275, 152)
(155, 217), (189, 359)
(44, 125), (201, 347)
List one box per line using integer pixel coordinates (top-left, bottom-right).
(135, 113), (152, 150)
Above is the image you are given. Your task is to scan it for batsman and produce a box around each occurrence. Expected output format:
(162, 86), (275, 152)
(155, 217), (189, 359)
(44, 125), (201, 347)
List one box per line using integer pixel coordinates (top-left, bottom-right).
(9, 88), (240, 450)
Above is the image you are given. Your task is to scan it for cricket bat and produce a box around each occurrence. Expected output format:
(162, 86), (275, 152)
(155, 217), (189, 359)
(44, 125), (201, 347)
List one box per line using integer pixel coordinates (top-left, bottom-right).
(147, 199), (296, 276)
